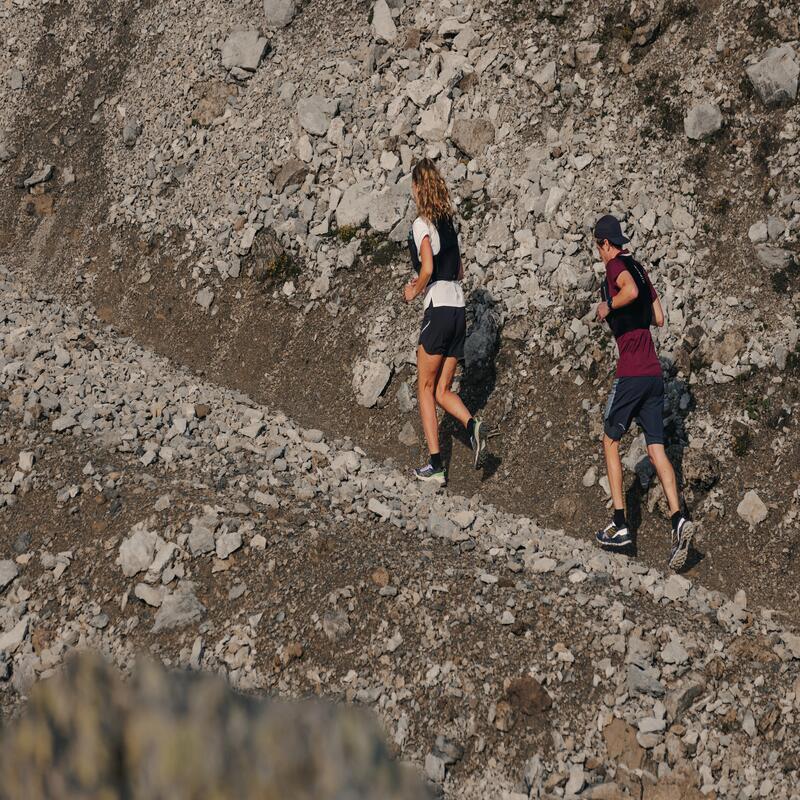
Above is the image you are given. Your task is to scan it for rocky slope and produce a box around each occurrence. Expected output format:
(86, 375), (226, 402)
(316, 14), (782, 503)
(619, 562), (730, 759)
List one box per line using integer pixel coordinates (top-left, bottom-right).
(2, 267), (800, 797)
(1, 0), (800, 605)
(1, 0), (800, 796)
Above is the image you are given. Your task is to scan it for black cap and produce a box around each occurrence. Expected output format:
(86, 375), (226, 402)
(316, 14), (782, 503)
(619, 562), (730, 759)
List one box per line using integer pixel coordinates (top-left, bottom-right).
(594, 214), (630, 247)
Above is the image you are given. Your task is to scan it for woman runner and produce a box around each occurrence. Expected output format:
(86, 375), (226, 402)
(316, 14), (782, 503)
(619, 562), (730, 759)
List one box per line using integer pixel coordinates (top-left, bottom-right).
(403, 158), (486, 485)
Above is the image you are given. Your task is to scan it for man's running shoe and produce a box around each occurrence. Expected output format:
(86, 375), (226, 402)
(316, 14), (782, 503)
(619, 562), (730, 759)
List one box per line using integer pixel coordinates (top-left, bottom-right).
(669, 517), (694, 571)
(470, 418), (487, 469)
(414, 462), (446, 486)
(595, 522), (632, 549)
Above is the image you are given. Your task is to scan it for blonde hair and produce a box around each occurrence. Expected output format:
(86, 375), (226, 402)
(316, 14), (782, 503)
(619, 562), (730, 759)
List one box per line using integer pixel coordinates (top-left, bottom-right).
(412, 158), (455, 222)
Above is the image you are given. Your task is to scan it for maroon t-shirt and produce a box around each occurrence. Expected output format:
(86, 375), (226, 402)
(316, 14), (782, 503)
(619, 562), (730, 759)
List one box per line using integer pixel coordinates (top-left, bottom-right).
(606, 256), (661, 378)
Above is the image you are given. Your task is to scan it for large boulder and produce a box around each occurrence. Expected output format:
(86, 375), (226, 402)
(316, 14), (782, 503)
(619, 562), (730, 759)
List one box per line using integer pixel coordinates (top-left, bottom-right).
(464, 302), (497, 376)
(263, 0), (297, 28)
(353, 360), (392, 407)
(683, 101), (723, 140)
(450, 118), (495, 158)
(369, 180), (410, 233)
(372, 0), (397, 43)
(0, 652), (428, 799)
(336, 182), (372, 229)
(221, 30), (268, 72)
(746, 45), (799, 106)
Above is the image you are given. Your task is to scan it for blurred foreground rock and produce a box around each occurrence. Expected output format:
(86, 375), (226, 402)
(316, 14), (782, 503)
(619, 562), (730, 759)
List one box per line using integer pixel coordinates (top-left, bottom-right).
(0, 652), (429, 800)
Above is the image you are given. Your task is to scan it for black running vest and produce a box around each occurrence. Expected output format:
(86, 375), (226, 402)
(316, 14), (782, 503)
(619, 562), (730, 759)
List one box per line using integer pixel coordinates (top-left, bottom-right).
(601, 254), (653, 339)
(407, 217), (461, 283)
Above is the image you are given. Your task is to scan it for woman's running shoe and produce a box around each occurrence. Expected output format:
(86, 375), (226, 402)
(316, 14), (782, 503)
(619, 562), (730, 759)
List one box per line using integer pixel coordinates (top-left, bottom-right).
(470, 418), (488, 468)
(414, 462), (446, 485)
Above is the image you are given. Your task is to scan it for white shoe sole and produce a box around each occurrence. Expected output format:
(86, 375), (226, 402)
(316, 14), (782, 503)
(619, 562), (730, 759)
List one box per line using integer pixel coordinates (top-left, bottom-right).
(415, 472), (446, 486)
(472, 422), (487, 469)
(669, 521), (694, 571)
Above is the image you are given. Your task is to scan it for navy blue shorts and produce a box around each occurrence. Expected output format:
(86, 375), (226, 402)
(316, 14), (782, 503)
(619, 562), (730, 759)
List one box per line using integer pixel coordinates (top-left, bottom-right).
(604, 376), (665, 445)
(419, 305), (466, 359)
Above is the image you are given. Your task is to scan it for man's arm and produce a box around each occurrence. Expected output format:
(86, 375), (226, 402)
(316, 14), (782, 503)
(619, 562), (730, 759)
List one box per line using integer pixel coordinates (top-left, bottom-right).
(598, 269), (639, 320)
(652, 296), (665, 327)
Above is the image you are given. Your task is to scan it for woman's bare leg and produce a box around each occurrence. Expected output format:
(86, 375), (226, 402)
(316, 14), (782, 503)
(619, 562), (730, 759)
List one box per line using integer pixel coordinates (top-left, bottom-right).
(417, 346), (444, 455)
(434, 357), (471, 427)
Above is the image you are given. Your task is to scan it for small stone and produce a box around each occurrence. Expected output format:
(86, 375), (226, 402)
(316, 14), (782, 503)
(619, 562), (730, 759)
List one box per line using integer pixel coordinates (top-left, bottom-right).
(746, 45), (799, 107)
(737, 490), (768, 526)
(221, 30), (268, 72)
(298, 95), (338, 137)
(134, 583), (164, 607)
(118, 527), (157, 577)
(683, 101), (723, 139)
(263, 0), (297, 28)
(152, 582), (205, 632)
(195, 287), (214, 310)
(493, 699), (516, 732)
(0, 560), (19, 592)
(18, 451), (35, 472)
(322, 609), (351, 642)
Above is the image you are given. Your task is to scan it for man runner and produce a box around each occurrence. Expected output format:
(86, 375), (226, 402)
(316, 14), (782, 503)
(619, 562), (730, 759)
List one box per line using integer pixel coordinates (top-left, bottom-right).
(592, 214), (694, 570)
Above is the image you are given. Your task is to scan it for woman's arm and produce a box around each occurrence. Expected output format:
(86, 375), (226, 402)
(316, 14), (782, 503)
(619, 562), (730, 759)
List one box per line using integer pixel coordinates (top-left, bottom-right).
(404, 236), (433, 302)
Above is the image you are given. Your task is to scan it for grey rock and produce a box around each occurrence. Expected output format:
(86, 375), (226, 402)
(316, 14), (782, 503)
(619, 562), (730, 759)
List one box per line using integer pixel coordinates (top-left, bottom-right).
(737, 490), (768, 526)
(369, 183), (410, 233)
(398, 421), (417, 446)
(661, 638), (689, 666)
(263, 0), (297, 28)
(464, 304), (497, 376)
(755, 245), (794, 271)
(336, 182), (372, 228)
(684, 101), (722, 139)
(0, 560), (19, 592)
(23, 165), (53, 188)
(450, 118), (495, 158)
(8, 68), (23, 90)
(428, 513), (468, 542)
(152, 582), (206, 632)
(122, 119), (141, 147)
(665, 679), (705, 721)
(627, 664), (665, 697)
(746, 45), (799, 106)
(196, 287), (214, 310)
(0, 130), (15, 162)
(298, 95), (338, 137)
(134, 583), (164, 607)
(353, 360), (391, 407)
(322, 609), (351, 642)
(372, 0), (397, 43)
(0, 618), (28, 654)
(118, 527), (157, 577)
(275, 157), (308, 192)
(188, 515), (218, 556)
(424, 753), (445, 783)
(221, 30), (269, 72)
(216, 530), (243, 559)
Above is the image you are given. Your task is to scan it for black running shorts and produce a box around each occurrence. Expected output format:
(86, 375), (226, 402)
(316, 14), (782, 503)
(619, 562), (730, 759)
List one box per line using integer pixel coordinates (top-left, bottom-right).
(419, 305), (466, 359)
(604, 376), (665, 445)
